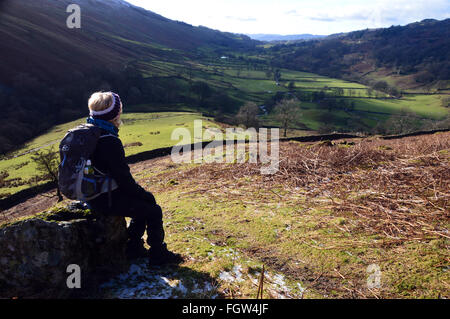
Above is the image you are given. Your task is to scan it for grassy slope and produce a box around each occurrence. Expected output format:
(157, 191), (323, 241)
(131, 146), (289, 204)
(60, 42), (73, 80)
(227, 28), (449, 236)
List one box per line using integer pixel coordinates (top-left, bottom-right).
(0, 112), (219, 197)
(190, 60), (449, 116)
(350, 94), (449, 119)
(126, 132), (449, 299)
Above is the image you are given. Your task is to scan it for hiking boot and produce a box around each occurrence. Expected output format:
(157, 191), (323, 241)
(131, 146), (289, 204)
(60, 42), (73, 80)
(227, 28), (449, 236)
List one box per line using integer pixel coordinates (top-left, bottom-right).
(148, 244), (184, 266)
(126, 240), (149, 260)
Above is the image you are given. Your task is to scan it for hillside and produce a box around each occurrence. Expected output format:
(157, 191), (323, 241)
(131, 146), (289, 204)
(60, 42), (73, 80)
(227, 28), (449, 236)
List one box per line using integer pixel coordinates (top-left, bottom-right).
(0, 0), (258, 154)
(268, 19), (450, 91)
(2, 131), (449, 298)
(0, 0), (256, 84)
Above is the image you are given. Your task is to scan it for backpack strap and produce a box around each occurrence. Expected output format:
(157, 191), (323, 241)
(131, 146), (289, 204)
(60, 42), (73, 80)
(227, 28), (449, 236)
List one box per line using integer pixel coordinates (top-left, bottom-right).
(92, 133), (118, 176)
(99, 134), (118, 139)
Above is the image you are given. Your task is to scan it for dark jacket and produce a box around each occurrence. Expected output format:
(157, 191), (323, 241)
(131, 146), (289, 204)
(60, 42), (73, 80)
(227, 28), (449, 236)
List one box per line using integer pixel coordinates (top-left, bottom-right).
(88, 128), (156, 205)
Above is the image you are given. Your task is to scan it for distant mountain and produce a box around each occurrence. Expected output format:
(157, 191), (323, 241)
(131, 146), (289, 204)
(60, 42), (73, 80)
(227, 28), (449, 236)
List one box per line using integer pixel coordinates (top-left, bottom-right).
(269, 19), (450, 90)
(247, 33), (325, 42)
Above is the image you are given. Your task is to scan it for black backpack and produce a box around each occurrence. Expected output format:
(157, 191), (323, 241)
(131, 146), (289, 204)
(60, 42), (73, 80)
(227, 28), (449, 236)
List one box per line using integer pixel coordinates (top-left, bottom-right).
(58, 123), (117, 201)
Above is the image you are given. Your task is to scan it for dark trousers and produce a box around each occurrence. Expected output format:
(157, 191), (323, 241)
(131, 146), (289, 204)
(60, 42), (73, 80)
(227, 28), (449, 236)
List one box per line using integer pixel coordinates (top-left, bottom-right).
(87, 190), (165, 249)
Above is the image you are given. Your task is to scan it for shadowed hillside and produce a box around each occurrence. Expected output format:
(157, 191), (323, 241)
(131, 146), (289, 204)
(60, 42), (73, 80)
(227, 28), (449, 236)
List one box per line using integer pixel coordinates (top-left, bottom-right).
(0, 0), (257, 84)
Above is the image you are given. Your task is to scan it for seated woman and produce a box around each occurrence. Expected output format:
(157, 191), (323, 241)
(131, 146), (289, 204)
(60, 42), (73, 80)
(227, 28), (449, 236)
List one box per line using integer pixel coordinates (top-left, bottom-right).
(85, 91), (183, 265)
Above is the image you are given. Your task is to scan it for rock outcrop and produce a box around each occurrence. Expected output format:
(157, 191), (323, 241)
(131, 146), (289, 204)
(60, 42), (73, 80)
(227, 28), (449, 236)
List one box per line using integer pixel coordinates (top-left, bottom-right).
(0, 202), (128, 298)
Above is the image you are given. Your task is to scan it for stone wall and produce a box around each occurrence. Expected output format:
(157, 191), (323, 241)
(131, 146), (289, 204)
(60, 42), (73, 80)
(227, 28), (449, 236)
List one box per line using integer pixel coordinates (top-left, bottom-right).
(0, 203), (128, 298)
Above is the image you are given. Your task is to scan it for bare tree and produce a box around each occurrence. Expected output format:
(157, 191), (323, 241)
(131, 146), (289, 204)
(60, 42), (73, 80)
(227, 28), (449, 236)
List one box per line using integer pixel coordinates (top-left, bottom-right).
(31, 147), (63, 202)
(383, 108), (419, 135)
(273, 98), (302, 137)
(235, 102), (260, 128)
(191, 81), (211, 106)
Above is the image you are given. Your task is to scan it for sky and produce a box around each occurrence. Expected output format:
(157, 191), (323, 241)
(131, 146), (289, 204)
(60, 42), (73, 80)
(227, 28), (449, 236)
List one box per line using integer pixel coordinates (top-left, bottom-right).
(125, 0), (450, 35)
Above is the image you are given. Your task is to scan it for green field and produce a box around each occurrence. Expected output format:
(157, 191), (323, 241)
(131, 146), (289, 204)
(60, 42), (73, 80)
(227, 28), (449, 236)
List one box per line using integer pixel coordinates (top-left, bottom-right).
(134, 54), (448, 129)
(1, 57), (448, 199)
(0, 112), (221, 198)
(350, 94), (449, 119)
(179, 59), (448, 129)
(0, 108), (313, 198)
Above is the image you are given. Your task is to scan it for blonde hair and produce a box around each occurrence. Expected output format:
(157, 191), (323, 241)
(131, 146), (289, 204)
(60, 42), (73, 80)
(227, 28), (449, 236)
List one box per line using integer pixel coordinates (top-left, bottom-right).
(88, 92), (113, 112)
(88, 91), (123, 128)
(111, 111), (123, 128)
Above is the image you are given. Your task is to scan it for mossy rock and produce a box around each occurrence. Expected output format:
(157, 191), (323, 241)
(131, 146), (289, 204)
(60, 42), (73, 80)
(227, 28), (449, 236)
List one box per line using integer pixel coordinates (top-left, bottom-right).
(0, 203), (95, 230)
(0, 201), (128, 298)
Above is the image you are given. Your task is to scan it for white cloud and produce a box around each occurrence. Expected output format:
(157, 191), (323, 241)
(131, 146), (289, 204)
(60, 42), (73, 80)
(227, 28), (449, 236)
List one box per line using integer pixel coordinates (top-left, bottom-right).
(225, 16), (258, 22)
(125, 0), (450, 34)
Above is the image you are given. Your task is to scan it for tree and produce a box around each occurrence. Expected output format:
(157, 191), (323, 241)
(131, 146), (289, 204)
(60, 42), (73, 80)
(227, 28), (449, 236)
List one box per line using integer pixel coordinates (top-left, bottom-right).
(319, 98), (337, 112)
(191, 81), (212, 106)
(349, 101), (356, 111)
(273, 98), (302, 137)
(274, 69), (281, 84)
(164, 79), (179, 103)
(127, 86), (142, 105)
(235, 102), (260, 128)
(383, 108), (419, 134)
(31, 147), (63, 202)
(0, 171), (9, 188)
(312, 90), (326, 102)
(209, 92), (236, 113)
(388, 86), (401, 98)
(331, 88), (344, 97)
(288, 81), (295, 91)
(373, 81), (389, 93)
